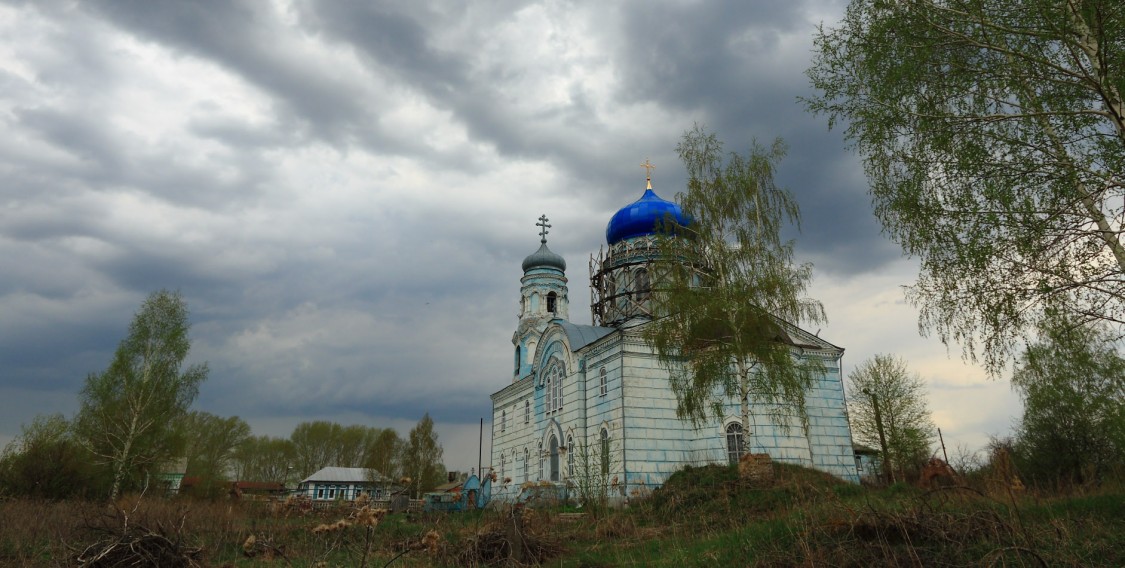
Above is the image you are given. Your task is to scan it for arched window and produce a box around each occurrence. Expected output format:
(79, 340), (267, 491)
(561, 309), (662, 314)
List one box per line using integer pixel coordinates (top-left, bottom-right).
(566, 435), (574, 477)
(524, 400), (530, 424)
(523, 449), (529, 483)
(543, 360), (565, 414)
(615, 270), (628, 308)
(501, 410), (506, 433)
(635, 268), (650, 301)
(600, 428), (610, 475)
(547, 291), (557, 313)
(545, 372), (553, 412)
(500, 453), (505, 481)
(599, 367), (608, 396)
(549, 435), (560, 482)
(538, 442), (544, 481)
(726, 422), (745, 465)
(514, 345), (520, 375)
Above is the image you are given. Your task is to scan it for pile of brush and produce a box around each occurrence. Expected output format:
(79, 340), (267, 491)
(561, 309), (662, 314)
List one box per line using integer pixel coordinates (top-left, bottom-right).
(73, 509), (203, 568)
(445, 508), (564, 567)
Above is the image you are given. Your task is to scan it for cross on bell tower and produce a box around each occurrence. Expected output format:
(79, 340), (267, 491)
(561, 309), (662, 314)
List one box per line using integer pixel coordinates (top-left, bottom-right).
(536, 214), (551, 244)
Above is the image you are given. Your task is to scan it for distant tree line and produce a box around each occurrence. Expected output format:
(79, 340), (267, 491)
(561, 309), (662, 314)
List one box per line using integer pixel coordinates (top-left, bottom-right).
(0, 290), (445, 500)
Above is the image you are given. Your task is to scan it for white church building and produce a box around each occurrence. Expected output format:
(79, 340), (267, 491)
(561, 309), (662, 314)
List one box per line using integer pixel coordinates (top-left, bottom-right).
(490, 177), (859, 501)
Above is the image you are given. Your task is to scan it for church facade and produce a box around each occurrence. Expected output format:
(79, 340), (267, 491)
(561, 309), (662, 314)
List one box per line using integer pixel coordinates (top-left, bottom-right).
(490, 180), (859, 501)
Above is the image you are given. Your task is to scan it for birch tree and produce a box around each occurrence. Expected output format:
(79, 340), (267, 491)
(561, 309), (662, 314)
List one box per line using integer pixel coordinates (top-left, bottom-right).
(401, 413), (444, 498)
(807, 0), (1125, 374)
(644, 126), (827, 456)
(74, 290), (208, 500)
(1012, 309), (1125, 485)
(846, 355), (935, 481)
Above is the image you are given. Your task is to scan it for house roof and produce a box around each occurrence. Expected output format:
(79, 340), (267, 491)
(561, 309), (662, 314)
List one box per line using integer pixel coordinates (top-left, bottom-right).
(299, 467), (388, 484)
(853, 444), (880, 455)
(431, 481), (463, 493)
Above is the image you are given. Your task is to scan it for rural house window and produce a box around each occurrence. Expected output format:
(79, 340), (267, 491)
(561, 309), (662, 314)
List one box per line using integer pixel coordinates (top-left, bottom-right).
(726, 423), (744, 465)
(316, 485), (324, 499)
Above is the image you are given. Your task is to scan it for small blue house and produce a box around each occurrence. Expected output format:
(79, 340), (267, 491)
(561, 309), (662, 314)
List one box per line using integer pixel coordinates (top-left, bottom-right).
(423, 473), (492, 512)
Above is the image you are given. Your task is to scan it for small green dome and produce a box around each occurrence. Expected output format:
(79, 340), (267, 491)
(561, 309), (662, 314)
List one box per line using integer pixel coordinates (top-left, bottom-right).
(522, 242), (566, 272)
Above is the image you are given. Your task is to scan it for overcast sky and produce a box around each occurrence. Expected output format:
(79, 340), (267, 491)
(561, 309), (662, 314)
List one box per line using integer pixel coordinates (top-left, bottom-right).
(0, 0), (1020, 473)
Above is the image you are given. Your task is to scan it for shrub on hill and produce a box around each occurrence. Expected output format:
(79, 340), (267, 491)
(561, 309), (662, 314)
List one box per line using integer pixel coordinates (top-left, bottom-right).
(639, 462), (850, 528)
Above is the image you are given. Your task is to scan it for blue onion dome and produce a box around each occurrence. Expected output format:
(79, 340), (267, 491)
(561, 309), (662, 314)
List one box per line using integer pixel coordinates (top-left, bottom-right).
(522, 242), (566, 272)
(605, 186), (688, 245)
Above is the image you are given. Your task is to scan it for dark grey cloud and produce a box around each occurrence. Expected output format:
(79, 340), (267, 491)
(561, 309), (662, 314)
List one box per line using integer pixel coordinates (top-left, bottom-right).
(0, 0), (1012, 469)
(83, 0), (373, 145)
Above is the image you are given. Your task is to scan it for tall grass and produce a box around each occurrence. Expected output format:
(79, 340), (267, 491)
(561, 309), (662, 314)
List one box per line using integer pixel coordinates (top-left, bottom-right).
(1, 464), (1122, 567)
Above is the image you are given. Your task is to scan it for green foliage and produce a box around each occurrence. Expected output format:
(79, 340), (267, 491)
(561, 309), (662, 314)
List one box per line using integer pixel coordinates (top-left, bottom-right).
(180, 411), (251, 498)
(645, 126), (827, 448)
(401, 413), (444, 498)
(846, 354), (935, 482)
(363, 428), (403, 481)
(73, 290), (208, 500)
(289, 421), (386, 478)
(0, 414), (110, 499)
(807, 0), (1125, 375)
(233, 435), (296, 485)
(1012, 310), (1125, 486)
(568, 434), (619, 513)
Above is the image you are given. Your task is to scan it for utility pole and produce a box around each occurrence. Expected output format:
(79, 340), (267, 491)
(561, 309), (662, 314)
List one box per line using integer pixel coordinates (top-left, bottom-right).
(864, 388), (893, 484)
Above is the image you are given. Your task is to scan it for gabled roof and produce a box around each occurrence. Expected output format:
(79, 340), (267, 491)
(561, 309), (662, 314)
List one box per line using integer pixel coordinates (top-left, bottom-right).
(778, 318), (843, 353)
(300, 467), (389, 484)
(557, 321), (615, 351)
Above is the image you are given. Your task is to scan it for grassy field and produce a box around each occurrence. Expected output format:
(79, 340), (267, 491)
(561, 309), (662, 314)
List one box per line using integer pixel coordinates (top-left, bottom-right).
(2, 464), (1123, 567)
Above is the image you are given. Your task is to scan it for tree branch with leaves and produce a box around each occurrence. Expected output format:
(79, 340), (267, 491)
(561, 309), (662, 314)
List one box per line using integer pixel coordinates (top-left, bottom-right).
(645, 126), (828, 457)
(807, 0), (1125, 374)
(74, 290), (208, 501)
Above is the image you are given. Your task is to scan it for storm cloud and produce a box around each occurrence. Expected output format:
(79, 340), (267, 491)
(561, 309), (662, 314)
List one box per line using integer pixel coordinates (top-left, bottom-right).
(0, 0), (1016, 470)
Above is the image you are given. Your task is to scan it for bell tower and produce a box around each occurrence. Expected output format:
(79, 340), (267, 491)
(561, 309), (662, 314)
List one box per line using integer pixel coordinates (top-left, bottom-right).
(513, 215), (568, 380)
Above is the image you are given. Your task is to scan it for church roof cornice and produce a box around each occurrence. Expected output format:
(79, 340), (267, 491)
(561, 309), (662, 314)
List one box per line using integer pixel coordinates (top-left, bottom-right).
(490, 377), (532, 403)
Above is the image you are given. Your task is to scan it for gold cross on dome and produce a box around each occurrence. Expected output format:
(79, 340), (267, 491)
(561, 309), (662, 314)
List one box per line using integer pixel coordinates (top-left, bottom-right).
(640, 158), (655, 188)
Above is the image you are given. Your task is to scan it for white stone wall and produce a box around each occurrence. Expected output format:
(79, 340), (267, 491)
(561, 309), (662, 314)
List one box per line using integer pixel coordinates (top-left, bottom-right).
(491, 323), (859, 503)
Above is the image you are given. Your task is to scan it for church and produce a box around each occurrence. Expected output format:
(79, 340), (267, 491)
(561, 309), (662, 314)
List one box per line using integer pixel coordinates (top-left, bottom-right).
(489, 174), (859, 501)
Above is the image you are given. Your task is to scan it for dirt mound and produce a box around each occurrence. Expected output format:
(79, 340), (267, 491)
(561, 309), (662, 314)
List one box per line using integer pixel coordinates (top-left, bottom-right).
(642, 462), (851, 525)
